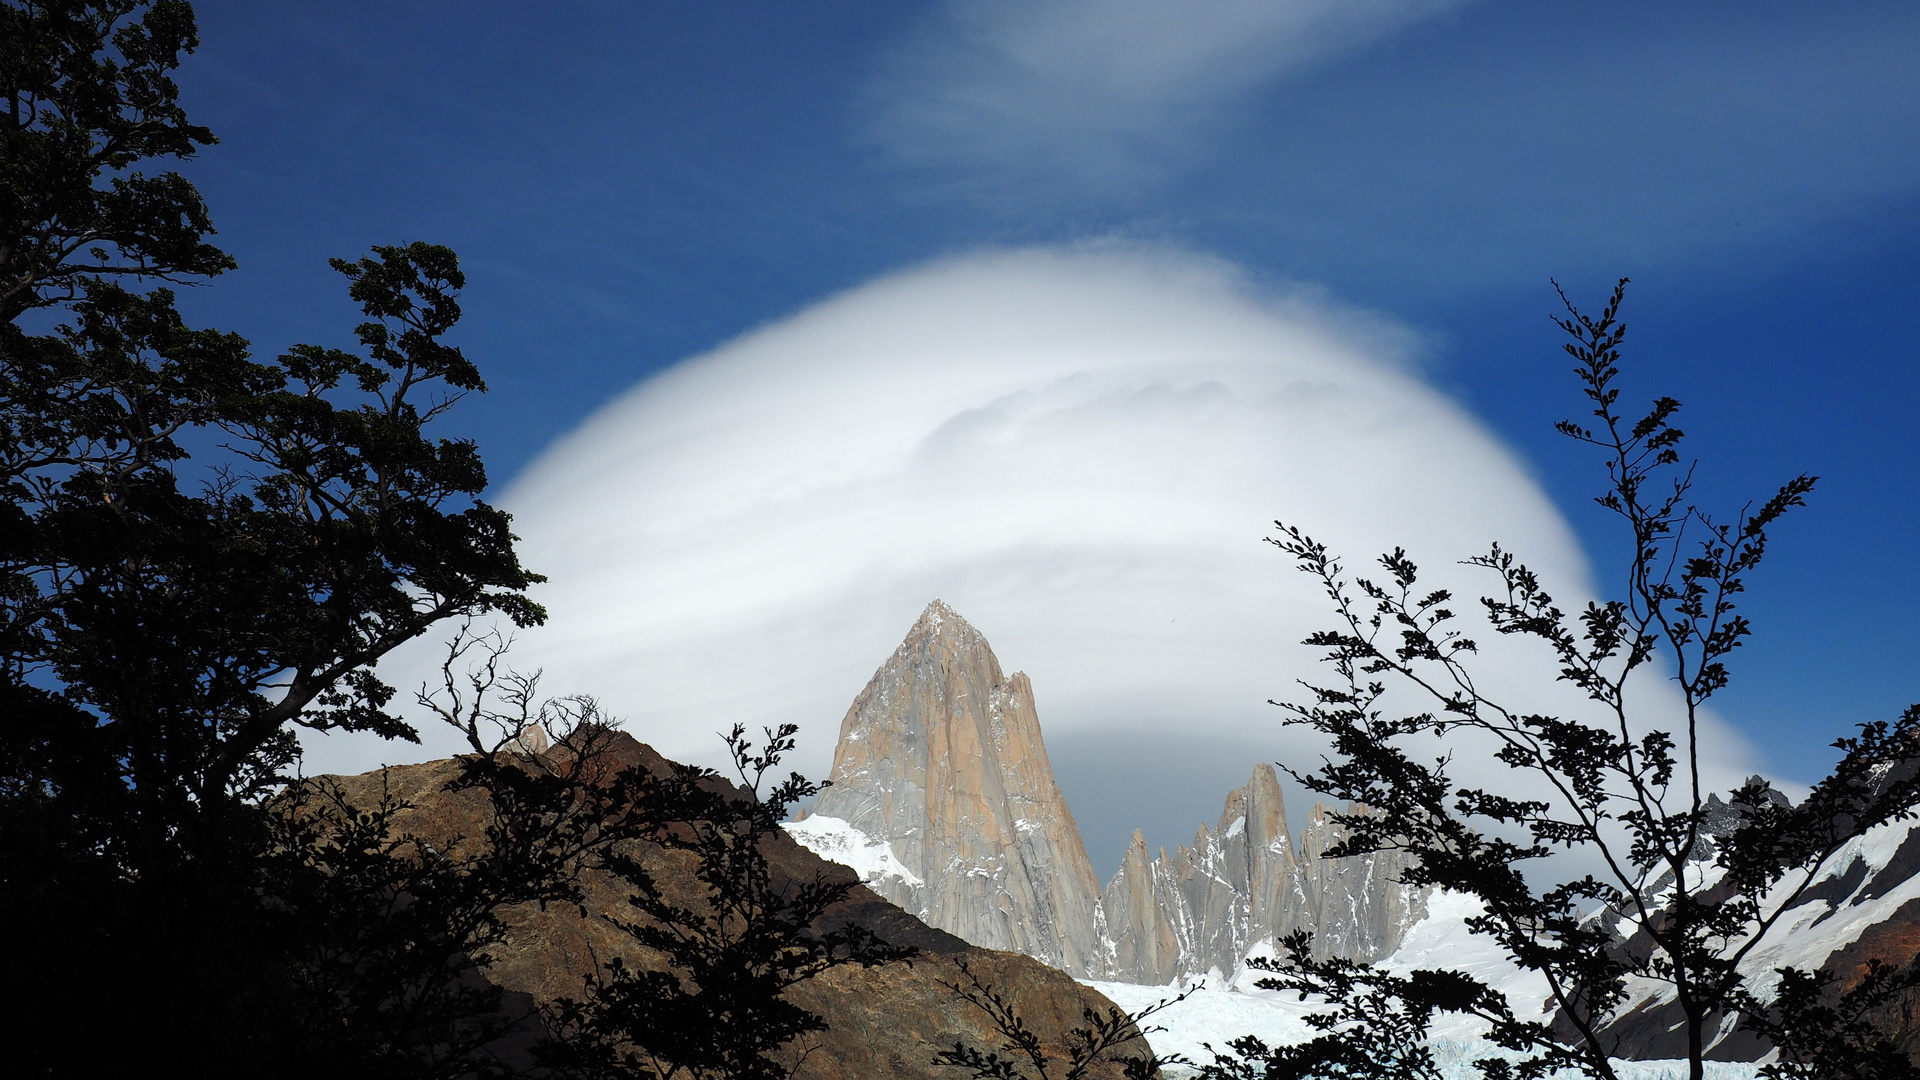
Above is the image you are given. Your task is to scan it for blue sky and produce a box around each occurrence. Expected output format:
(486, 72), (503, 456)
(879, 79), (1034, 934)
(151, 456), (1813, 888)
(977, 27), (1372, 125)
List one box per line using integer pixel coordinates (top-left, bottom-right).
(171, 1), (1918, 862)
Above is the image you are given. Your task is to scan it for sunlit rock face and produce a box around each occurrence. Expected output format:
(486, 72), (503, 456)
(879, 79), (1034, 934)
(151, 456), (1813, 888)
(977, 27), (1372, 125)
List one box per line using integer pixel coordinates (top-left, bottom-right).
(800, 600), (1428, 984)
(809, 600), (1106, 974)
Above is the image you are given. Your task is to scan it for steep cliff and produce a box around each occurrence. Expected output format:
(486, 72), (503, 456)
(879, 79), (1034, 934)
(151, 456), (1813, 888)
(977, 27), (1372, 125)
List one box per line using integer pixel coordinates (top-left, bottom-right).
(809, 599), (1106, 974)
(1290, 802), (1429, 963)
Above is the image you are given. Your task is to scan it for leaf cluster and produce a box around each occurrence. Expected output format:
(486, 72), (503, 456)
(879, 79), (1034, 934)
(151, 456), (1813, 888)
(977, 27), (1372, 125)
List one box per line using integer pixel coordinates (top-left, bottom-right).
(2, 0), (232, 319)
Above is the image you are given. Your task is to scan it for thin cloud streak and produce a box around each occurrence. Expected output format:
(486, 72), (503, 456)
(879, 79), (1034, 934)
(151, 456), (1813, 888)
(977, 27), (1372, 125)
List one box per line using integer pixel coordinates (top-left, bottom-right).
(1196, 2), (1920, 289)
(858, 2), (1920, 294)
(304, 247), (1760, 864)
(862, 0), (1480, 198)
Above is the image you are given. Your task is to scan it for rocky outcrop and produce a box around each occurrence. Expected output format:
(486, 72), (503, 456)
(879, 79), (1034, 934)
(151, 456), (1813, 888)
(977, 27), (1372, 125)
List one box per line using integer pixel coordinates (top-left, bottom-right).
(1094, 766), (1428, 984)
(319, 734), (1140, 1080)
(1095, 764), (1295, 984)
(809, 599), (1106, 975)
(797, 599), (1427, 987)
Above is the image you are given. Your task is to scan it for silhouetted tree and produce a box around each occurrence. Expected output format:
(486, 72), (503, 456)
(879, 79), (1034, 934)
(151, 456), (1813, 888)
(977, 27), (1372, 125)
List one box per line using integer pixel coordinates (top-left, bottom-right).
(1205, 282), (1920, 1080)
(0, 2), (561, 1073)
(1, 0), (231, 319)
(5, 7), (896, 1077)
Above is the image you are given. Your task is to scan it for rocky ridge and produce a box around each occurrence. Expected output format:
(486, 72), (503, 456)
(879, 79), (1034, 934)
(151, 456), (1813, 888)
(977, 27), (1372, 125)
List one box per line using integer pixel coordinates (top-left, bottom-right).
(1570, 785), (1920, 1061)
(796, 600), (1428, 985)
(320, 733), (1140, 1079)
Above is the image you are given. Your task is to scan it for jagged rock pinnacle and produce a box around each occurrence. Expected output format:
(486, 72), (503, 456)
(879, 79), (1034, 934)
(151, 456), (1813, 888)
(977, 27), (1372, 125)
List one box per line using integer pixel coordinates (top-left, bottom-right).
(1094, 764), (1429, 983)
(811, 600), (1105, 973)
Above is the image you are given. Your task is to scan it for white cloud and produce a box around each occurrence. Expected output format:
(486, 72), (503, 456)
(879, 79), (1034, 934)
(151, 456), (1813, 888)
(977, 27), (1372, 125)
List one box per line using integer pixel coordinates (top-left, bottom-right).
(307, 246), (1761, 871)
(862, 0), (1480, 196)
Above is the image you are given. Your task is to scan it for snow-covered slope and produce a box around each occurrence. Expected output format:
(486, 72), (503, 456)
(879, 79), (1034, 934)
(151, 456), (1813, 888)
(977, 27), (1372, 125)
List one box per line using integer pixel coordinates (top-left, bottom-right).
(1088, 890), (1758, 1078)
(1595, 812), (1920, 1058)
(1087, 979), (1760, 1079)
(1087, 809), (1920, 1069)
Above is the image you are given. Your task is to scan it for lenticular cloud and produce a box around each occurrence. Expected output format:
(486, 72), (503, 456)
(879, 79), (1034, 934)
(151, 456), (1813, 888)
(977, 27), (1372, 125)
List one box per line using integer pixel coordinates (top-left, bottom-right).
(327, 247), (1752, 803)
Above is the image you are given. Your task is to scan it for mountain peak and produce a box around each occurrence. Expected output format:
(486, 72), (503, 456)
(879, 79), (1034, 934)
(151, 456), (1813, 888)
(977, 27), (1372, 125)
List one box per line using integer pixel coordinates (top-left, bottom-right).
(1096, 763), (1427, 983)
(915, 597), (960, 628)
(810, 601), (1102, 973)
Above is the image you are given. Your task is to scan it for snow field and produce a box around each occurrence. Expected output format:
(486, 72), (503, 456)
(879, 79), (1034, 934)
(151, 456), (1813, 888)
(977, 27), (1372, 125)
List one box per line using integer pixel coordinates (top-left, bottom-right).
(1089, 889), (1763, 1079)
(1086, 981), (1758, 1080)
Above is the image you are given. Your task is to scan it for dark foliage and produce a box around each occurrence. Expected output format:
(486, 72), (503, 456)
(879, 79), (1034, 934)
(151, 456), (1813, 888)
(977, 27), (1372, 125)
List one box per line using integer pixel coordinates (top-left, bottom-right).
(1223, 281), (1920, 1080)
(934, 957), (1189, 1080)
(2, 0), (232, 318)
(248, 742), (631, 1080)
(3, 5), (899, 1078)
(1734, 957), (1920, 1080)
(3, 3), (576, 1075)
(0, 206), (546, 1062)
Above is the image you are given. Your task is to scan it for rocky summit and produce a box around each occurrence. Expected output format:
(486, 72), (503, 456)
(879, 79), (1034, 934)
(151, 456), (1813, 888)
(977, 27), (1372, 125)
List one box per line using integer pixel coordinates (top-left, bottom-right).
(796, 600), (1428, 985)
(808, 599), (1106, 974)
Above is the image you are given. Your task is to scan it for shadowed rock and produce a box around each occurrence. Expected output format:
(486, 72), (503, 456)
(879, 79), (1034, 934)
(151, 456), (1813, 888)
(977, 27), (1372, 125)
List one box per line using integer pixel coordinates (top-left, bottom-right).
(318, 733), (1142, 1079)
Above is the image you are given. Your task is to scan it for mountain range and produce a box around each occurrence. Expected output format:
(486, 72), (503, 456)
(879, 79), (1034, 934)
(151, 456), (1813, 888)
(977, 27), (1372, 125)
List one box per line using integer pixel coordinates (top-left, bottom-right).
(795, 600), (1429, 985)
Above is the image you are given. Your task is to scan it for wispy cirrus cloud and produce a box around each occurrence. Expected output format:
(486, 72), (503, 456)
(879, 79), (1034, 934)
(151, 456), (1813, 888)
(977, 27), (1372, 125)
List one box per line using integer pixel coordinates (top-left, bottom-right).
(860, 0), (1480, 198)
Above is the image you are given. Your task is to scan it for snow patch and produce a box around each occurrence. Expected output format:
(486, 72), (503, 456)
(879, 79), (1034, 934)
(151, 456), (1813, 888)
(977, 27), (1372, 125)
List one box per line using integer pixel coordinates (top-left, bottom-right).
(1085, 977), (1320, 1068)
(1373, 889), (1554, 1038)
(783, 814), (923, 887)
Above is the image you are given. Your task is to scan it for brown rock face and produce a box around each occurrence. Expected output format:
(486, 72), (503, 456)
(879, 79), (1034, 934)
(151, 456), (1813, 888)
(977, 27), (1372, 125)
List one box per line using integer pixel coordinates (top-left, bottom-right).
(811, 600), (1106, 975)
(317, 735), (1140, 1079)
